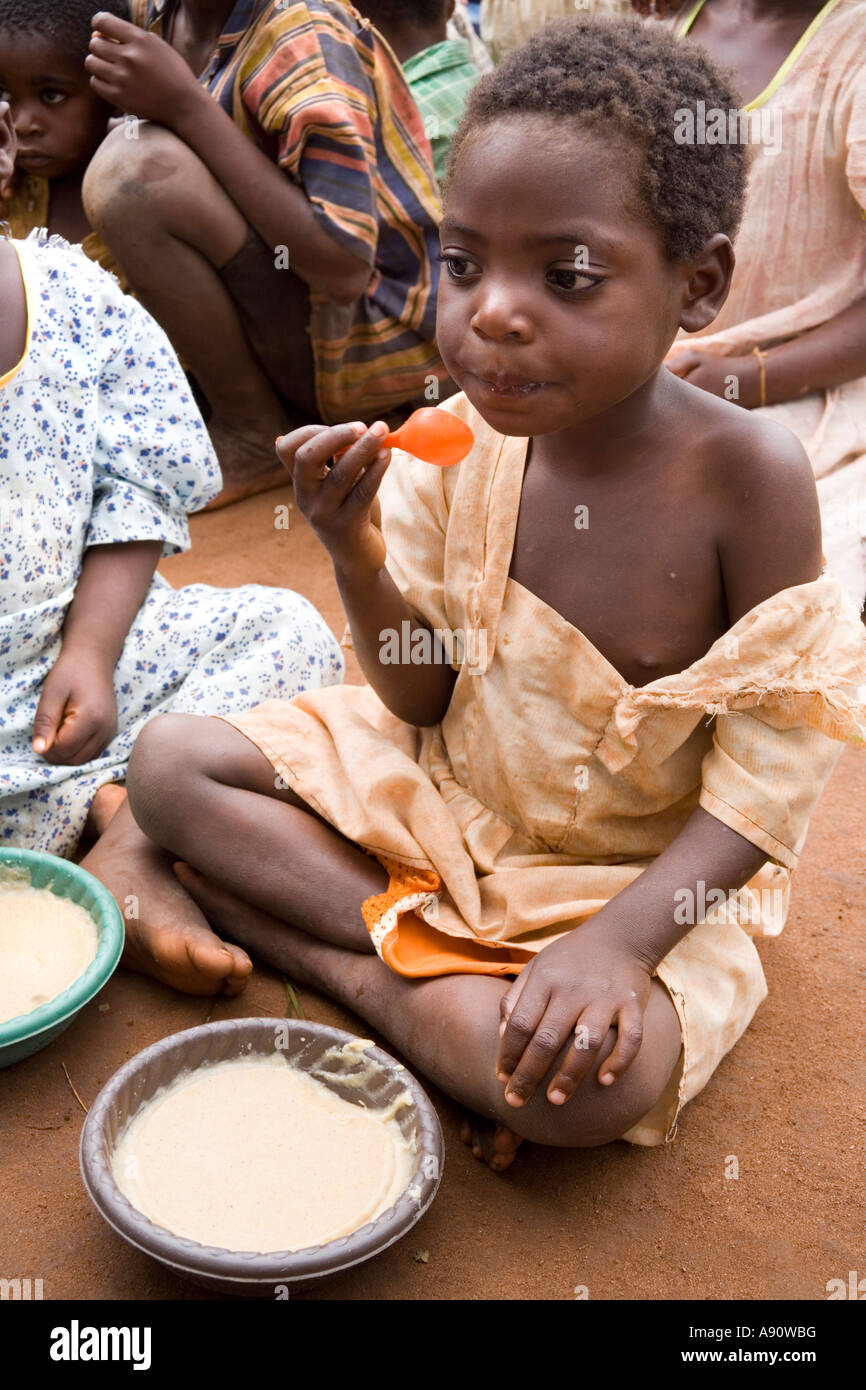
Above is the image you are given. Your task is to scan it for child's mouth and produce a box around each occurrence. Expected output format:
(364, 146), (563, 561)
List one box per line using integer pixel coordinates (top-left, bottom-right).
(474, 377), (549, 399)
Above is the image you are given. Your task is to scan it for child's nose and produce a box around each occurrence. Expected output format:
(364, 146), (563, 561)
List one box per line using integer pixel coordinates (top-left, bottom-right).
(13, 103), (41, 137)
(471, 297), (533, 342)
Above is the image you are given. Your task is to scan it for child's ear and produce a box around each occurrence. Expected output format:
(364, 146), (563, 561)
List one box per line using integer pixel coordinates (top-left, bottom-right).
(0, 101), (16, 202)
(678, 234), (735, 334)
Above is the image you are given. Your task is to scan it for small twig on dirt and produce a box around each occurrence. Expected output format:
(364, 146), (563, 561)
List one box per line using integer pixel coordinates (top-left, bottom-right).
(26, 1123), (64, 1131)
(282, 975), (305, 1021)
(61, 1062), (88, 1114)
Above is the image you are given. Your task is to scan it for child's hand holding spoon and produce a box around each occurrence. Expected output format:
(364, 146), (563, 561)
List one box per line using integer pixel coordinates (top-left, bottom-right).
(275, 409), (475, 578)
(274, 421), (392, 580)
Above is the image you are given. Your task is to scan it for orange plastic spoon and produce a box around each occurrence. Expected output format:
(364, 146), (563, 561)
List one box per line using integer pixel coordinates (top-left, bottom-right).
(336, 407), (475, 467)
(386, 407), (474, 465)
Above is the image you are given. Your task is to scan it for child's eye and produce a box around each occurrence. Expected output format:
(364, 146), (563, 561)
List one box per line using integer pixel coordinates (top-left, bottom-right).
(436, 252), (480, 281)
(42, 90), (67, 105)
(547, 267), (604, 293)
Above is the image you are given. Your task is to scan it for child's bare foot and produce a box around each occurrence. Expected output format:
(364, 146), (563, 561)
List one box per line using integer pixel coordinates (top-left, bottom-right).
(203, 415), (290, 510)
(80, 804), (253, 996)
(86, 781), (128, 836)
(459, 1114), (524, 1173)
(173, 862), (332, 986)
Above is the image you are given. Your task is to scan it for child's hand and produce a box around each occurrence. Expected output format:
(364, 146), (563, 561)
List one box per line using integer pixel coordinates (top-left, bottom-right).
(32, 654), (118, 766)
(667, 349), (761, 408)
(86, 12), (205, 129)
(496, 925), (654, 1108)
(275, 422), (391, 579)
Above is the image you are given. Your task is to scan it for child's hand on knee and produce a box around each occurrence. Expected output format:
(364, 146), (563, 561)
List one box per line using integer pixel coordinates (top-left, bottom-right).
(275, 422), (391, 579)
(496, 926), (654, 1109)
(33, 654), (118, 765)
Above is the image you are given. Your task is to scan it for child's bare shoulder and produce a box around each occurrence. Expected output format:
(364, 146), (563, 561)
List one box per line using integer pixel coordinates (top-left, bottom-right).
(673, 377), (823, 622)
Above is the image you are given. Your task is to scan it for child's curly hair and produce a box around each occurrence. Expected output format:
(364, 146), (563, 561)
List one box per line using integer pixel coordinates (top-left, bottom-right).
(446, 16), (748, 261)
(0, 0), (130, 62)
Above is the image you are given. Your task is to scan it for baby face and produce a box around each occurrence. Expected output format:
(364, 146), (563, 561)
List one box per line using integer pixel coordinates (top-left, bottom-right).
(0, 31), (110, 179)
(436, 114), (689, 438)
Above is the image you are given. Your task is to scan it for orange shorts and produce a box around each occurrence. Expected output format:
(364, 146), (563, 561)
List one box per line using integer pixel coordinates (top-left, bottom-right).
(361, 852), (532, 978)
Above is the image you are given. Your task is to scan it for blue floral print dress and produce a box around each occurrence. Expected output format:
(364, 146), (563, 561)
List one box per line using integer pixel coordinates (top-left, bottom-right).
(0, 232), (344, 855)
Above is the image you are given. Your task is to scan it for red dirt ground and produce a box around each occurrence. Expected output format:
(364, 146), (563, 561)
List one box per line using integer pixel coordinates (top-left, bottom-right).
(1, 488), (863, 1301)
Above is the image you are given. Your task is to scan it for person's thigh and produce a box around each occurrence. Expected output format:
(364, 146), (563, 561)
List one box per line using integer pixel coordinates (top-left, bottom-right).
(128, 712), (317, 819)
(83, 122), (248, 269)
(498, 975), (683, 1146)
(367, 966), (683, 1147)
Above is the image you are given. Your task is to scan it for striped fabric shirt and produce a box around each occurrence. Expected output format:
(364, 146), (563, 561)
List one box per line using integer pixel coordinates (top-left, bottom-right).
(130, 0), (449, 422)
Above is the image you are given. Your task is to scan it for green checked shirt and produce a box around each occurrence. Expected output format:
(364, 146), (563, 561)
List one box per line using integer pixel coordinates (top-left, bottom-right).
(403, 38), (481, 190)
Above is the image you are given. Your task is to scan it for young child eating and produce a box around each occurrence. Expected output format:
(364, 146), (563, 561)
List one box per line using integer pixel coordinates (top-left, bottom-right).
(0, 100), (344, 994)
(0, 0), (130, 288)
(116, 20), (864, 1164)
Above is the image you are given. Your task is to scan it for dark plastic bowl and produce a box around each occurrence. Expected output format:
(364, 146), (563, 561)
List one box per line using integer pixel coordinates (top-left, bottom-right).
(0, 849), (124, 1067)
(80, 1018), (444, 1296)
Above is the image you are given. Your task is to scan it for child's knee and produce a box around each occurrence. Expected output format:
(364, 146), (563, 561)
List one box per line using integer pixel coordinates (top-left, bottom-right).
(508, 1007), (680, 1149)
(127, 712), (212, 834)
(82, 123), (189, 228)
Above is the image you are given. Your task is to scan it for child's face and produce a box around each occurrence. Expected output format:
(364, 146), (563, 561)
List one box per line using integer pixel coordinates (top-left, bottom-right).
(436, 116), (694, 439)
(0, 31), (111, 179)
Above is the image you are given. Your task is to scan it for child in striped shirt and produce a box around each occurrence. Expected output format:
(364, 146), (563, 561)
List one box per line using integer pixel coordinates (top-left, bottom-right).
(81, 2), (451, 508)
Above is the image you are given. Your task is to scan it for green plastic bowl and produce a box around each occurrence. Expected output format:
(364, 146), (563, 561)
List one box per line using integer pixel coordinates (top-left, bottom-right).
(0, 848), (124, 1068)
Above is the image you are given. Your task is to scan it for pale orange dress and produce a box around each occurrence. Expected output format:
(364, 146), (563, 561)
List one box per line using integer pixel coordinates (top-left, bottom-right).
(223, 393), (866, 1144)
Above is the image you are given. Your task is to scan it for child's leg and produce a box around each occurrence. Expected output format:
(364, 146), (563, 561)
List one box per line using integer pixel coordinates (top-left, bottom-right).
(81, 124), (309, 504)
(80, 792), (255, 997)
(121, 713), (683, 1159)
(180, 865), (682, 1169)
(125, 714), (388, 952)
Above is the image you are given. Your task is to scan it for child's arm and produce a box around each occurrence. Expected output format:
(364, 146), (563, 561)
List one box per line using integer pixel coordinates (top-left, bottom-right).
(669, 292), (866, 406)
(86, 14), (371, 304)
(276, 423), (457, 727)
(496, 807), (767, 1110)
(498, 421), (827, 1110)
(33, 541), (162, 763)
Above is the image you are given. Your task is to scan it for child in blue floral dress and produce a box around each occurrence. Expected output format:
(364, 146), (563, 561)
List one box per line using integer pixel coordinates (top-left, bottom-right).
(0, 104), (343, 989)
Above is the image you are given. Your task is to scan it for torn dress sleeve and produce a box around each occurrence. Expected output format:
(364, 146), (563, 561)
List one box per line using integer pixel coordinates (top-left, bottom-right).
(699, 712), (844, 869)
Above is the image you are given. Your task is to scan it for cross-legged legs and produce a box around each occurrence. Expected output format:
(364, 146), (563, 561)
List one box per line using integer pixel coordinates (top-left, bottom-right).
(92, 712), (683, 1163)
